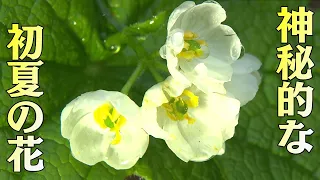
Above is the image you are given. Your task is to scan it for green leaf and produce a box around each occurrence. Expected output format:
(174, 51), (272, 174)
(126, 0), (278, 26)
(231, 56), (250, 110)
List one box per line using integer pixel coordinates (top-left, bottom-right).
(0, 0), (319, 180)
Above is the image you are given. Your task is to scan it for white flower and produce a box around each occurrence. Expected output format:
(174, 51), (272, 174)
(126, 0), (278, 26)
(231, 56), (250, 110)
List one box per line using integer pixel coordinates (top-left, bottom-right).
(61, 90), (149, 170)
(225, 53), (262, 106)
(142, 76), (240, 162)
(160, 1), (242, 94)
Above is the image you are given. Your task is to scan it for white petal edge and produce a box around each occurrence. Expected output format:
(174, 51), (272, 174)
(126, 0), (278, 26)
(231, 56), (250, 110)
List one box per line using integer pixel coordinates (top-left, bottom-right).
(172, 1), (226, 34)
(61, 90), (112, 139)
(167, 1), (195, 32)
(201, 24), (242, 63)
(69, 113), (114, 166)
(232, 53), (262, 74)
(61, 90), (141, 138)
(225, 73), (260, 106)
(104, 123), (149, 170)
(162, 75), (191, 97)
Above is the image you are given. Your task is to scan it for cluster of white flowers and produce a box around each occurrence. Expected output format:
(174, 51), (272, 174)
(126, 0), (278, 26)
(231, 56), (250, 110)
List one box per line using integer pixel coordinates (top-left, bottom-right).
(61, 1), (261, 170)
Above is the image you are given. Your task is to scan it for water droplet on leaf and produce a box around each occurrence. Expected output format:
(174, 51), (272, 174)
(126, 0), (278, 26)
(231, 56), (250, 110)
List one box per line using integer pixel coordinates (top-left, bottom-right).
(136, 36), (147, 41)
(108, 44), (121, 54)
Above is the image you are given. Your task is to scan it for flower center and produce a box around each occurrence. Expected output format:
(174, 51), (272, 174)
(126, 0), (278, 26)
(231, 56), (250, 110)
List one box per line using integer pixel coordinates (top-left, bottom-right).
(94, 103), (127, 145)
(177, 31), (208, 60)
(162, 90), (199, 124)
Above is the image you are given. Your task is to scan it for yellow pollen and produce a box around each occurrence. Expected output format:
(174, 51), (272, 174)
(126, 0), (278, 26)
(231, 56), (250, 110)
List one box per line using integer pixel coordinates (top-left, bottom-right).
(196, 40), (207, 45)
(162, 90), (199, 123)
(182, 90), (199, 108)
(178, 31), (207, 60)
(94, 103), (112, 129)
(93, 103), (127, 145)
(185, 114), (196, 124)
(195, 49), (204, 57)
(111, 116), (126, 145)
(183, 41), (190, 50)
(184, 31), (198, 40)
(177, 51), (196, 60)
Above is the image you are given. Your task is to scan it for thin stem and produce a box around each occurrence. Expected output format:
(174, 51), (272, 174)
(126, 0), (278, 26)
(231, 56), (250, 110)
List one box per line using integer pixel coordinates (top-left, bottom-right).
(126, 38), (166, 83)
(148, 65), (164, 82)
(121, 62), (145, 95)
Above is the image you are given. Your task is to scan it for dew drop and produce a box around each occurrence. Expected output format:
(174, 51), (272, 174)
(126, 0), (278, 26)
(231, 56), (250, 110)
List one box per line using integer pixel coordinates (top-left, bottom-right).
(108, 44), (121, 54)
(149, 20), (154, 25)
(73, 21), (77, 25)
(238, 45), (245, 59)
(81, 38), (85, 42)
(136, 36), (147, 41)
(230, 40), (244, 60)
(159, 45), (167, 59)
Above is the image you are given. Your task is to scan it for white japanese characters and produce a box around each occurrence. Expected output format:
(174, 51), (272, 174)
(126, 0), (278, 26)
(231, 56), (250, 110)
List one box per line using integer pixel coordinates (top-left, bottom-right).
(276, 6), (314, 154)
(6, 24), (45, 172)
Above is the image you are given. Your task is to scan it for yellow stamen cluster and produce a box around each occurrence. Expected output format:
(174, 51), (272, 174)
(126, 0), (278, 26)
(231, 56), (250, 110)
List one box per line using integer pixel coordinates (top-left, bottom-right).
(94, 103), (127, 145)
(162, 90), (199, 124)
(177, 31), (207, 60)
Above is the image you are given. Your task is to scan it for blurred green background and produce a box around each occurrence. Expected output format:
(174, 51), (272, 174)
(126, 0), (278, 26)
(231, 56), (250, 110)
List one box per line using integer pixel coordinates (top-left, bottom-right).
(0, 0), (319, 179)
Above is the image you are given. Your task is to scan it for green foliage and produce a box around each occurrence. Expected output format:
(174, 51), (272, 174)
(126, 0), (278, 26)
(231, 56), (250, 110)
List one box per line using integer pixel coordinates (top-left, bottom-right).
(0, 0), (319, 179)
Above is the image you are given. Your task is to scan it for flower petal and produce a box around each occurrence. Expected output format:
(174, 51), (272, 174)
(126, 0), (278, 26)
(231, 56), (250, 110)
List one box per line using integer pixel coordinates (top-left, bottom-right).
(107, 91), (141, 125)
(61, 109), (90, 139)
(70, 90), (113, 112)
(166, 52), (191, 86)
(162, 76), (191, 97)
(188, 91), (240, 140)
(167, 29), (185, 55)
(141, 84), (173, 140)
(192, 92), (240, 121)
(183, 70), (227, 94)
(172, 1), (226, 34)
(201, 24), (242, 63)
(61, 90), (112, 139)
(221, 114), (239, 141)
(179, 56), (233, 83)
(162, 91), (239, 162)
(69, 113), (113, 166)
(184, 90), (239, 140)
(143, 83), (168, 107)
(162, 115), (195, 162)
(167, 1), (195, 32)
(164, 113), (224, 162)
(141, 107), (172, 140)
(104, 124), (149, 170)
(232, 53), (262, 74)
(61, 97), (81, 139)
(224, 73), (260, 106)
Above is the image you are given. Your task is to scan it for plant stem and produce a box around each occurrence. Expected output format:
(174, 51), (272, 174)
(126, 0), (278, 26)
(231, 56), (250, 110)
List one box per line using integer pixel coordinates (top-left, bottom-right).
(148, 65), (164, 82)
(121, 62), (145, 95)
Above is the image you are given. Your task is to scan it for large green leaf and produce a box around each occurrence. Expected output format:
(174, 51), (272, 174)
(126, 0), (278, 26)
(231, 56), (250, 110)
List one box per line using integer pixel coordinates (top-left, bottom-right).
(0, 0), (319, 179)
